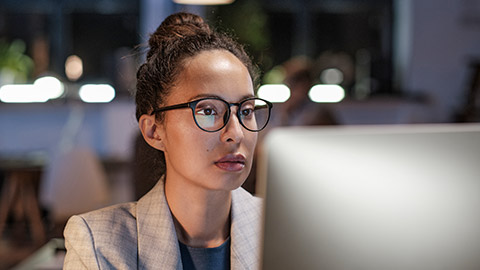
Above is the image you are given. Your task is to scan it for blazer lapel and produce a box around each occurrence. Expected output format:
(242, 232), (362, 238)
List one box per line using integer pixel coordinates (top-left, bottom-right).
(230, 188), (263, 270)
(136, 178), (182, 270)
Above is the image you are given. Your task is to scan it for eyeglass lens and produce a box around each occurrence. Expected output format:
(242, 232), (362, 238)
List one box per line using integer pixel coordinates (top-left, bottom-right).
(194, 98), (270, 131)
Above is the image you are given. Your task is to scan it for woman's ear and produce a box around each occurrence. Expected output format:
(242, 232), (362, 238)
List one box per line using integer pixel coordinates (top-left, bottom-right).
(139, 114), (165, 151)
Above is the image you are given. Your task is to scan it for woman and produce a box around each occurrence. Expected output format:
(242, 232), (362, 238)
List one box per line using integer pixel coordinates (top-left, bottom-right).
(63, 12), (272, 270)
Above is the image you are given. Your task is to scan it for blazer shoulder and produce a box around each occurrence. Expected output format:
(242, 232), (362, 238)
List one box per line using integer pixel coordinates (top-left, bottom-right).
(76, 202), (139, 246)
(80, 201), (138, 224)
(64, 202), (139, 269)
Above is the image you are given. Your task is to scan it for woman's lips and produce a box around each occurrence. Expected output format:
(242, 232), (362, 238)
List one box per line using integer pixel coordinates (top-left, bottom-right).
(215, 154), (246, 172)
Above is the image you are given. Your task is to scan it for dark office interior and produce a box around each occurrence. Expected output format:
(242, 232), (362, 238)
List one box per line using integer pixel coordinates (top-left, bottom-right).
(1, 0), (480, 268)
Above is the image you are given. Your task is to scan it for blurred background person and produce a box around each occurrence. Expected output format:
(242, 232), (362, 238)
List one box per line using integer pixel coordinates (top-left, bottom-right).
(270, 56), (338, 127)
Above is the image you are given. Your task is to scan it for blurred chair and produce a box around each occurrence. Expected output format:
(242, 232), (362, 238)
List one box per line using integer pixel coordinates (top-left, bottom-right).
(0, 161), (45, 244)
(10, 238), (65, 270)
(40, 147), (110, 224)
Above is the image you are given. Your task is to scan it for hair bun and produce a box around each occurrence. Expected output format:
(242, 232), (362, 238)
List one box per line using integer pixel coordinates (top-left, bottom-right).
(153, 12), (211, 40)
(162, 12), (210, 31)
(147, 12), (212, 59)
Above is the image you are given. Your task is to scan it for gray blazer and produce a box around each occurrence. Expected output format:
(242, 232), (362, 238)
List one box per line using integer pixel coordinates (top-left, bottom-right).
(63, 179), (263, 269)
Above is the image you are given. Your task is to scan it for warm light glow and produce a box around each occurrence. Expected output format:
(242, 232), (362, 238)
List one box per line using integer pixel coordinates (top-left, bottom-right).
(0, 76), (64, 103)
(257, 84), (291, 103)
(308, 84), (345, 103)
(34, 76), (64, 99)
(79, 84), (115, 103)
(173, 0), (234, 5)
(320, 68), (344, 84)
(65, 55), (83, 81)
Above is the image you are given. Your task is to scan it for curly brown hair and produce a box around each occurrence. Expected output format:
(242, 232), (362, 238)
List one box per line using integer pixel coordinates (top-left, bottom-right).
(135, 12), (259, 121)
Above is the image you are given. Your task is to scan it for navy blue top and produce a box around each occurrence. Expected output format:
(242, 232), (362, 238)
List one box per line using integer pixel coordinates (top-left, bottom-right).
(179, 237), (231, 270)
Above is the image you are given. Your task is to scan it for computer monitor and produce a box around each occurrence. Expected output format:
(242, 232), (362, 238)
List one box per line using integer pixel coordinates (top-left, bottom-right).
(258, 124), (480, 270)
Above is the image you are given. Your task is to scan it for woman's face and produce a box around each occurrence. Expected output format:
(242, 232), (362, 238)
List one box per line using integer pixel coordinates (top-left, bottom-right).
(158, 50), (257, 191)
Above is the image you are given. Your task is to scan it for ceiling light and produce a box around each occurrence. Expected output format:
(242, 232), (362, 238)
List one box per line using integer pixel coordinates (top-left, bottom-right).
(258, 84), (291, 103)
(308, 84), (345, 103)
(79, 84), (115, 103)
(0, 76), (64, 103)
(173, 0), (235, 5)
(34, 76), (64, 100)
(0, 84), (47, 103)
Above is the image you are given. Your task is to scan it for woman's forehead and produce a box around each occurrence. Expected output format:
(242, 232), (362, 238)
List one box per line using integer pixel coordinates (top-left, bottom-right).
(167, 50), (254, 102)
(183, 50), (246, 74)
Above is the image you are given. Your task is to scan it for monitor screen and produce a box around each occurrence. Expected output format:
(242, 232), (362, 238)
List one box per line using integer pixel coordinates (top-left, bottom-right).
(258, 124), (480, 270)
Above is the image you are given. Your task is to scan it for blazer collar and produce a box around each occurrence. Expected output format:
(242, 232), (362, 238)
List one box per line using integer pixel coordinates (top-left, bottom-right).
(136, 177), (261, 270)
(136, 178), (182, 270)
(231, 188), (262, 270)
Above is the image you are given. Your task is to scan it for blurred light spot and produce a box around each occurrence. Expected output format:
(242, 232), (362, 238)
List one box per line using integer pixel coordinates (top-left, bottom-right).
(0, 84), (46, 103)
(173, 0), (235, 5)
(258, 84), (290, 103)
(0, 76), (64, 103)
(65, 55), (83, 81)
(34, 76), (64, 99)
(320, 68), (344, 84)
(79, 84), (115, 103)
(308, 84), (345, 103)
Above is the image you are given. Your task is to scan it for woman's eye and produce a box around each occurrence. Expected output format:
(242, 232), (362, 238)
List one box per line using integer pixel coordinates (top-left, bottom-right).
(241, 108), (254, 117)
(197, 108), (216, 115)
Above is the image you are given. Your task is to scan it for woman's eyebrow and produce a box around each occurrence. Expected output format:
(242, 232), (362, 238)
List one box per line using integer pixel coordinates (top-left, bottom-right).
(189, 93), (219, 100)
(239, 94), (256, 100)
(188, 93), (255, 102)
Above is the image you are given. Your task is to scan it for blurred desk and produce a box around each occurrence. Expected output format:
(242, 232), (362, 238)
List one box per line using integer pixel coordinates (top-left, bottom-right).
(0, 156), (47, 244)
(11, 238), (65, 270)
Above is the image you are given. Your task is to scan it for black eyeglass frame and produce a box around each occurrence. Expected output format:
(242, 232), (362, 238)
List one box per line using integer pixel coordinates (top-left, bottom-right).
(150, 97), (273, 132)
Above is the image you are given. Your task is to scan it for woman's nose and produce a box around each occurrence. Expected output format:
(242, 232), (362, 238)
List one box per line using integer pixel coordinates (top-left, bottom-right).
(221, 109), (244, 143)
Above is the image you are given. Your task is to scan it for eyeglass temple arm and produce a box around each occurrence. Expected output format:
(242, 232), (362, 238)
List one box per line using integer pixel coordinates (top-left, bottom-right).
(150, 102), (191, 115)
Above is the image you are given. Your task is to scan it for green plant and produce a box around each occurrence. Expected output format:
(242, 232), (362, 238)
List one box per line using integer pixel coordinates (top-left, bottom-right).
(210, 0), (272, 71)
(0, 39), (34, 84)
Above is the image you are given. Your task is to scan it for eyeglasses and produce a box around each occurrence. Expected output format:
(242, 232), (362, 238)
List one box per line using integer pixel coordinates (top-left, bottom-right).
(150, 97), (273, 132)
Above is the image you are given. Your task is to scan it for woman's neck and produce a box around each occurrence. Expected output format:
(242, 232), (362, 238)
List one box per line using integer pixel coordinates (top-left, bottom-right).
(164, 176), (232, 248)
